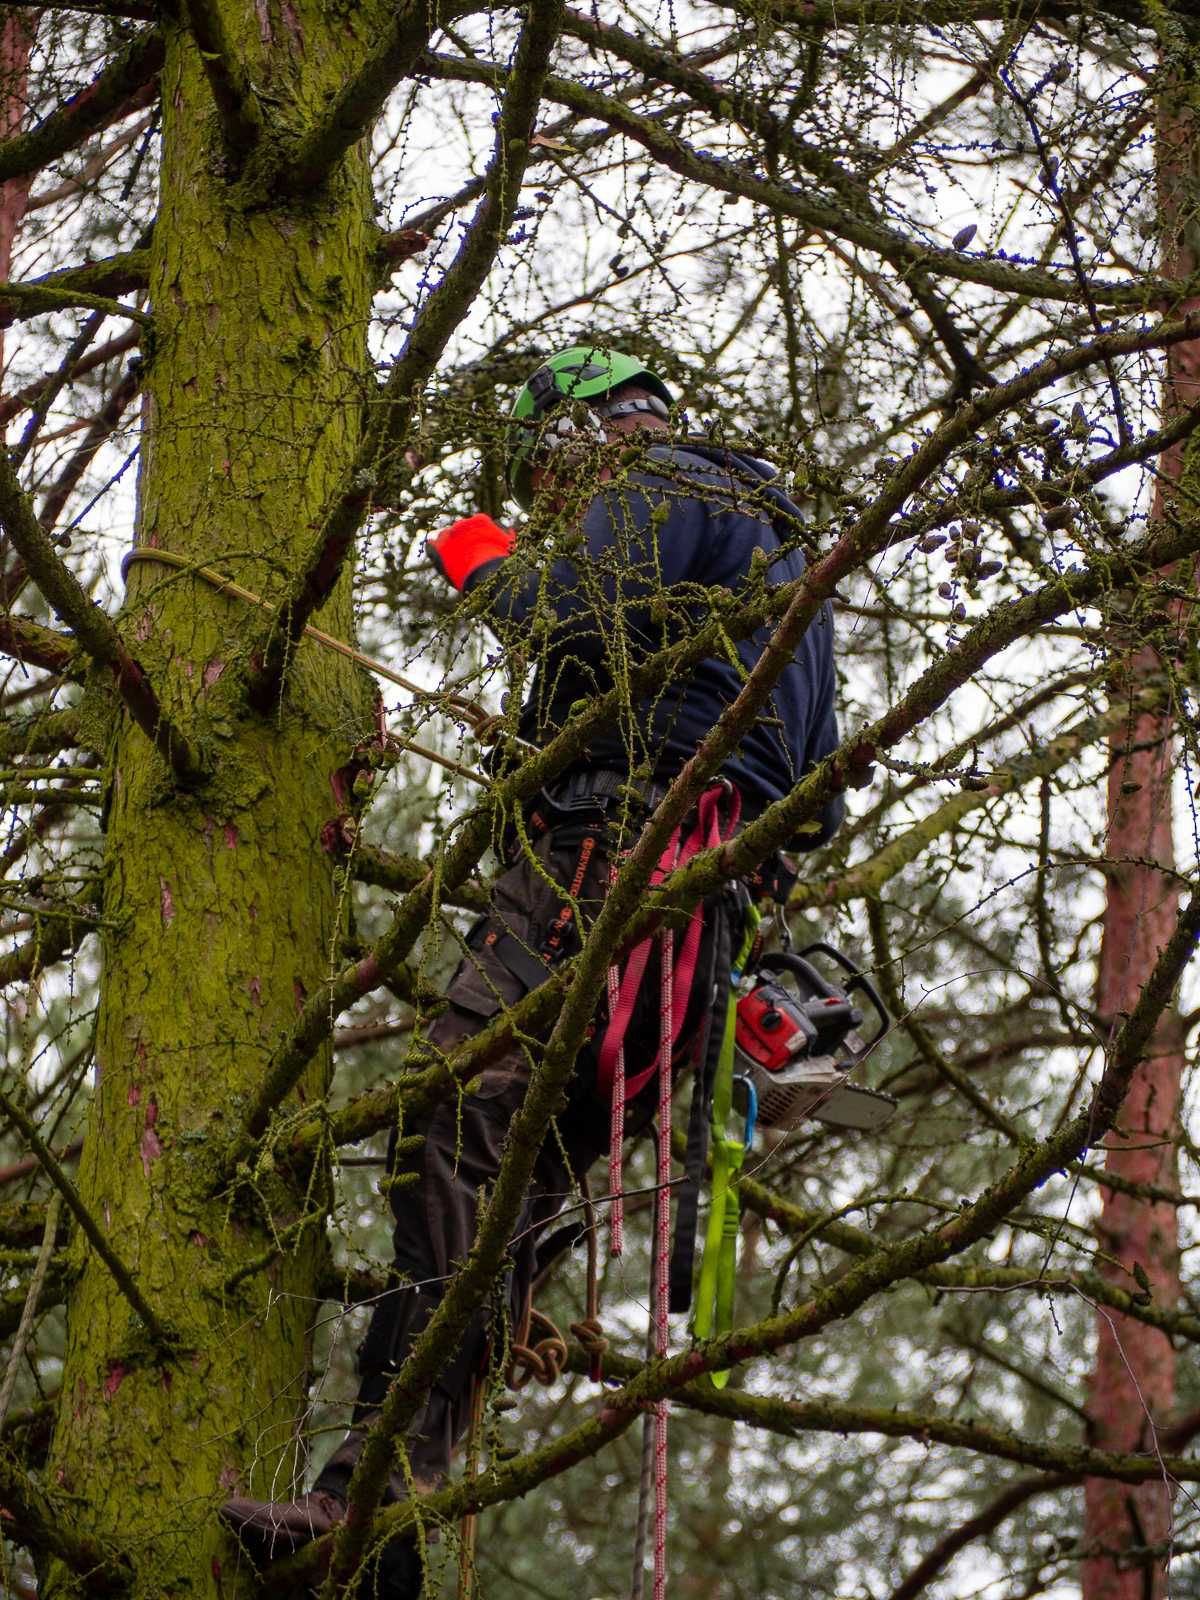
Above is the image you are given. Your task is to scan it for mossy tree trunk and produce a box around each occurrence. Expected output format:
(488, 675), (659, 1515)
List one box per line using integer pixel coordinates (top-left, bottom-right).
(41, 5), (381, 1593)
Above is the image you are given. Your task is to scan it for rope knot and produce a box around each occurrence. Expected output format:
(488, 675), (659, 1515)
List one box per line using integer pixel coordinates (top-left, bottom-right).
(569, 1316), (608, 1380)
(506, 1309), (568, 1391)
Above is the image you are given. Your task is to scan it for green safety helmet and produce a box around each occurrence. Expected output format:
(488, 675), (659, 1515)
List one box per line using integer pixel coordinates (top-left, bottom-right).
(506, 345), (674, 508)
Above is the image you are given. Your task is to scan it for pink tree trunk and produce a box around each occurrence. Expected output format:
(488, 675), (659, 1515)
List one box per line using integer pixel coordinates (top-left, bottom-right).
(1081, 79), (1196, 1600)
(0, 9), (37, 376)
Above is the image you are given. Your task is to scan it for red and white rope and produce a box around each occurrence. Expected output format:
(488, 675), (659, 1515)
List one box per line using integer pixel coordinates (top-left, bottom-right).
(653, 924), (674, 1600)
(607, 947), (627, 1257)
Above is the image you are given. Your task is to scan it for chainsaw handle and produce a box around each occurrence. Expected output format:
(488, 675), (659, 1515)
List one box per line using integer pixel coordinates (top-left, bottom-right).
(757, 950), (843, 1003)
(795, 941), (889, 1054)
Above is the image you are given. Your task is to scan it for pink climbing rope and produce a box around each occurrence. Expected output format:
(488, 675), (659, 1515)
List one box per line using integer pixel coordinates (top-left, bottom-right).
(599, 783), (742, 1264)
(607, 928), (627, 1256)
(653, 922), (674, 1600)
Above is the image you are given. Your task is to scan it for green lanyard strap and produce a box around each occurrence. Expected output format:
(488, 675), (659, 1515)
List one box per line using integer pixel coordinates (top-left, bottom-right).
(691, 901), (760, 1388)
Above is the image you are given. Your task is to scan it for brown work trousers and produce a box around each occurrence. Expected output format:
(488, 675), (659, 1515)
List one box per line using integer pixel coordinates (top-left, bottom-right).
(320, 818), (720, 1496)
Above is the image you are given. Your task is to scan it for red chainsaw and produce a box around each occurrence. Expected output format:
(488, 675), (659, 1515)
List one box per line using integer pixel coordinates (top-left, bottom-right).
(734, 941), (896, 1134)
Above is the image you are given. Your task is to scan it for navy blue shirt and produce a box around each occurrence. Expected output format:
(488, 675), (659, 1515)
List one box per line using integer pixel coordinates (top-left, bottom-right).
(469, 442), (843, 848)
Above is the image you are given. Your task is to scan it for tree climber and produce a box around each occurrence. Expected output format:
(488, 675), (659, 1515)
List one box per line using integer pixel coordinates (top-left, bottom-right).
(221, 346), (844, 1596)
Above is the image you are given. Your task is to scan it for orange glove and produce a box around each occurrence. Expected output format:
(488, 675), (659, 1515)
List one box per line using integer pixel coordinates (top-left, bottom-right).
(427, 513), (515, 592)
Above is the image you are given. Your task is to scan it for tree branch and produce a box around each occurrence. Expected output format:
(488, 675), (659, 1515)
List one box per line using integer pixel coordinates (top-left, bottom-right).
(726, 0), (1157, 32)
(886, 1474), (1076, 1600)
(0, 449), (204, 785)
(350, 842), (488, 910)
(0, 250), (150, 329)
(10, 308), (109, 469)
(37, 360), (142, 532)
(560, 6), (995, 394)
(0, 707), (82, 764)
(422, 50), (1178, 308)
(586, 1346), (1187, 1485)
(0, 327), (139, 426)
(180, 0), (262, 161)
(0, 885), (94, 988)
(0, 614), (77, 675)
(278, 0), (452, 194)
(0, 1440), (130, 1587)
(246, 0), (566, 708)
(790, 697), (1135, 911)
(0, 27), (163, 187)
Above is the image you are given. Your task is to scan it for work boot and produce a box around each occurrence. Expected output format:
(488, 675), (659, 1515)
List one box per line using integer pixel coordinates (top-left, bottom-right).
(220, 1487), (425, 1597)
(220, 1425), (430, 1597)
(219, 1485), (348, 1563)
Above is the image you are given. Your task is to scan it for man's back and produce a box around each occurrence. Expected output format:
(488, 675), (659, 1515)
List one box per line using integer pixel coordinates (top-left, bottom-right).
(479, 440), (843, 840)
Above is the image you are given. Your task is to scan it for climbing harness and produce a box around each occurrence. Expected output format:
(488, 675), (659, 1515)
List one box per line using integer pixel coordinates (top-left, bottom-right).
(120, 547), (500, 785)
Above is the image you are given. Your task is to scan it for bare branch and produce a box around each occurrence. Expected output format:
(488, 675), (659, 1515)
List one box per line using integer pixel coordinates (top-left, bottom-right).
(0, 27), (163, 187)
(0, 449), (204, 785)
(246, 0), (566, 707)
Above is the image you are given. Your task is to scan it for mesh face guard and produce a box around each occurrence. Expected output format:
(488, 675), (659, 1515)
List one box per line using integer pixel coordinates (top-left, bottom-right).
(507, 346), (673, 507)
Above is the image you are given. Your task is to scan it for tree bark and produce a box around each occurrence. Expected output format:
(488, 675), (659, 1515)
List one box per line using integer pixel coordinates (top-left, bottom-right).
(1082, 54), (1197, 1600)
(40, 3), (377, 1592)
(0, 7), (38, 376)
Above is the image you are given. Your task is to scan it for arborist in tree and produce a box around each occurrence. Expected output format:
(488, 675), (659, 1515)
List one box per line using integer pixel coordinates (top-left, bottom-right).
(221, 345), (845, 1596)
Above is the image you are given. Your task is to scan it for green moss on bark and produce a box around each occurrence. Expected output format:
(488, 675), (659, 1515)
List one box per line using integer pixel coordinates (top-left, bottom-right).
(43, 10), (378, 1595)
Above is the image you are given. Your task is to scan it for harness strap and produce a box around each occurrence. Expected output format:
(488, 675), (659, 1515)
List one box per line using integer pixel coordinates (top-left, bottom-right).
(539, 829), (599, 963)
(691, 900), (761, 1388)
(486, 827), (600, 996)
(668, 899), (732, 1314)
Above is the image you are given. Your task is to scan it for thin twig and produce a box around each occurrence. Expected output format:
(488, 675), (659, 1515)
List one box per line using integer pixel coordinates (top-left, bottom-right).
(0, 1087), (173, 1350)
(0, 1191), (62, 1429)
(0, 446), (204, 786)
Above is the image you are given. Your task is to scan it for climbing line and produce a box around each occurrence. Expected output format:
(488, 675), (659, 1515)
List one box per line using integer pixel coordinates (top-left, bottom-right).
(121, 547), (494, 785)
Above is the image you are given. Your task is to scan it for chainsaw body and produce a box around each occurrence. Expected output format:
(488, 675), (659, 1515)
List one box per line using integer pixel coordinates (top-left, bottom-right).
(733, 942), (896, 1133)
